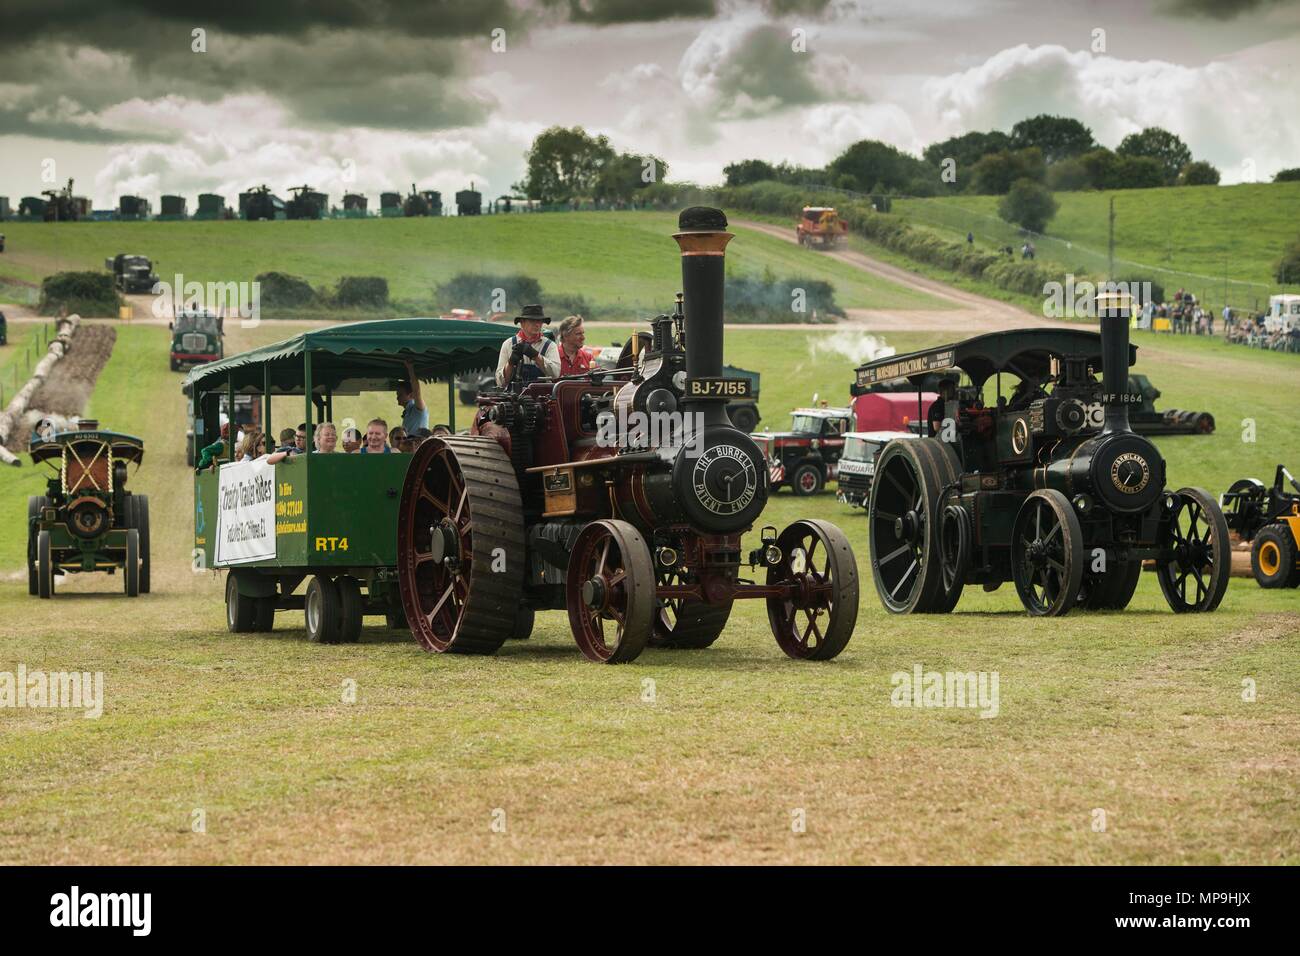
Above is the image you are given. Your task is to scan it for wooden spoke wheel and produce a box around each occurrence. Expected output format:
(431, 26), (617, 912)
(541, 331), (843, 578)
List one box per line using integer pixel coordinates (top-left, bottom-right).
(650, 568), (732, 650)
(867, 439), (947, 613)
(566, 519), (654, 664)
(1156, 487), (1230, 613)
(766, 519), (858, 660)
(1011, 490), (1083, 617)
(397, 437), (525, 655)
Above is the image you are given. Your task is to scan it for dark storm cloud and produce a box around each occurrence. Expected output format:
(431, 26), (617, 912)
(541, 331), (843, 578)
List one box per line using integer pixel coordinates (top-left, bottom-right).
(1163, 0), (1289, 18)
(0, 0), (518, 47)
(537, 0), (835, 25)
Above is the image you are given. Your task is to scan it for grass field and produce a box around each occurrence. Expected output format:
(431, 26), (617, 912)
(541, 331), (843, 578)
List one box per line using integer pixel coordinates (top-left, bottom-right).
(894, 181), (1300, 294)
(0, 213), (947, 316)
(0, 308), (1296, 864)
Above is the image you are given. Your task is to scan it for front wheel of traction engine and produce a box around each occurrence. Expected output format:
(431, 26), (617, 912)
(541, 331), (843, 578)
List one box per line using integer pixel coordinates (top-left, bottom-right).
(1156, 487), (1231, 612)
(766, 519), (858, 660)
(397, 437), (525, 655)
(1011, 490), (1083, 617)
(566, 520), (655, 663)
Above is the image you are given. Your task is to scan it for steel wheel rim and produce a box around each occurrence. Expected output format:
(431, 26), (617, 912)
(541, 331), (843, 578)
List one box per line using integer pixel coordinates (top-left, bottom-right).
(405, 444), (471, 652)
(768, 526), (836, 658)
(570, 526), (634, 662)
(870, 451), (926, 611)
(799, 470), (817, 492)
(306, 586), (321, 634)
(1161, 495), (1216, 609)
(1013, 498), (1068, 614)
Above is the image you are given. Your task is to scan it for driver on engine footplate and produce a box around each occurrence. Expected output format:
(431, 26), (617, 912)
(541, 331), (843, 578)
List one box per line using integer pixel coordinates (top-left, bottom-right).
(496, 303), (560, 390)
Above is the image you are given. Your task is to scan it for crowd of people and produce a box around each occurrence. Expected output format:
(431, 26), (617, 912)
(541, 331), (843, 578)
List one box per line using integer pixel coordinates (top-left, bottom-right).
(194, 360), (452, 471)
(1137, 289), (1300, 352)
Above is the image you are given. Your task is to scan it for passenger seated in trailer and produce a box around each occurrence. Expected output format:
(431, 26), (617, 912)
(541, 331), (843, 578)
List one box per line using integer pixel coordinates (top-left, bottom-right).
(272, 427), (299, 456)
(295, 424), (307, 453)
(341, 426), (362, 453)
(195, 421), (232, 472)
(238, 430), (267, 462)
(313, 422), (338, 453)
(388, 426), (406, 451)
(360, 418), (391, 454)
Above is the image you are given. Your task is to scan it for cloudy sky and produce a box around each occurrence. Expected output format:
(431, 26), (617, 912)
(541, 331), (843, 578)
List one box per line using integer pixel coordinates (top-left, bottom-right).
(1, 0), (1297, 208)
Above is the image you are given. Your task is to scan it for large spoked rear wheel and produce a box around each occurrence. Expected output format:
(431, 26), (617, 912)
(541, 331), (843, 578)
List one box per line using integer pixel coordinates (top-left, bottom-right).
(867, 439), (947, 613)
(1011, 490), (1083, 617)
(1156, 487), (1231, 612)
(766, 519), (858, 660)
(397, 437), (525, 655)
(566, 519), (654, 664)
(650, 568), (732, 650)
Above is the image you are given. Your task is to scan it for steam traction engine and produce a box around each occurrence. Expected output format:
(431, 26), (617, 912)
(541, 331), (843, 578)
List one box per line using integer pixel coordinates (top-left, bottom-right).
(860, 292), (1230, 617)
(395, 208), (859, 663)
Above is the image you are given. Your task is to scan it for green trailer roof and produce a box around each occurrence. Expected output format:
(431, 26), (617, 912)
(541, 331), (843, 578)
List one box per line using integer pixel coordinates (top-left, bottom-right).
(182, 317), (515, 396)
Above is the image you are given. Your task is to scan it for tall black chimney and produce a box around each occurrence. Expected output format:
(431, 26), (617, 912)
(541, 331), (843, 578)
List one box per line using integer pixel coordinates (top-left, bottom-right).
(673, 206), (732, 427)
(1097, 288), (1132, 434)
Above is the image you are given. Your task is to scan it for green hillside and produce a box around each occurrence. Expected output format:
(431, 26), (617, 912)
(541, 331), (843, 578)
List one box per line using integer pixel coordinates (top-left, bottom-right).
(0, 212), (947, 315)
(894, 182), (1300, 294)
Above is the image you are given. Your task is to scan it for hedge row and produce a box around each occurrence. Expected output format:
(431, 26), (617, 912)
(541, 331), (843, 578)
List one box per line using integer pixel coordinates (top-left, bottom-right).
(718, 181), (1080, 300)
(254, 273), (391, 311)
(38, 272), (121, 316)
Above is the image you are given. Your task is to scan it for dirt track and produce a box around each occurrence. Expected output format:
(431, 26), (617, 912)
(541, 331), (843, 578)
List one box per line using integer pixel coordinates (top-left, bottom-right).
(3, 324), (117, 453)
(730, 218), (1075, 334)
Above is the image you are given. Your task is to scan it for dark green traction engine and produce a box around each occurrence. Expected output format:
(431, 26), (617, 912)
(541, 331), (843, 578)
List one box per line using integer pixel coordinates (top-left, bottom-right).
(860, 292), (1231, 617)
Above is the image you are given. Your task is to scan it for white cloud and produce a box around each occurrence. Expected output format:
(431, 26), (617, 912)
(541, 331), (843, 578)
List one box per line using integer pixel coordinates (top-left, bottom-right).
(923, 43), (1300, 182)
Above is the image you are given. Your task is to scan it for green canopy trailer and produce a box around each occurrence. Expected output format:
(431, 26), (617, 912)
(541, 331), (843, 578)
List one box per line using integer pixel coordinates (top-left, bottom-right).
(183, 318), (515, 642)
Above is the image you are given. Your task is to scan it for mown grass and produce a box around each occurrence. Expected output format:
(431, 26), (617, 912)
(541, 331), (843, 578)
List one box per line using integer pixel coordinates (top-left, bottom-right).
(0, 305), (1296, 864)
(0, 213), (946, 315)
(894, 181), (1300, 286)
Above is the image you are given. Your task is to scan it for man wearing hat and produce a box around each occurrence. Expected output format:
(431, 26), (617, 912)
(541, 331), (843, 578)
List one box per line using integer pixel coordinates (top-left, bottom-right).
(496, 303), (560, 389)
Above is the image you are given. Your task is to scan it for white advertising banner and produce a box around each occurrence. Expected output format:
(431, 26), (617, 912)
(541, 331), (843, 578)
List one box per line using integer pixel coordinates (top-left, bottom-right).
(215, 458), (277, 565)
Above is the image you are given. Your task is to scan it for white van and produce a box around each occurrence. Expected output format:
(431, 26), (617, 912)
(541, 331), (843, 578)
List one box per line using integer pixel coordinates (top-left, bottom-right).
(1266, 294), (1300, 333)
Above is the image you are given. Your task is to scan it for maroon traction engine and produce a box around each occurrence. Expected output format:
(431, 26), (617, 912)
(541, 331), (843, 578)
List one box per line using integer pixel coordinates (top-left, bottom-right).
(396, 207), (859, 663)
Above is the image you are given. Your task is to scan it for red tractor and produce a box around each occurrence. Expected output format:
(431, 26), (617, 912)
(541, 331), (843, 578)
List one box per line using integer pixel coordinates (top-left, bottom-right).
(395, 208), (860, 664)
(796, 206), (848, 248)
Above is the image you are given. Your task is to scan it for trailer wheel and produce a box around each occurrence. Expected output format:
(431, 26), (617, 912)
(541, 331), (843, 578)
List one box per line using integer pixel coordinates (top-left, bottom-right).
(790, 463), (824, 496)
(567, 519), (655, 663)
(225, 572), (256, 632)
(37, 530), (53, 599)
(1251, 524), (1297, 589)
(1011, 490), (1083, 617)
(305, 576), (344, 644)
(766, 519), (858, 660)
(252, 597), (276, 632)
(123, 529), (140, 597)
(1156, 487), (1230, 613)
(336, 576), (364, 643)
